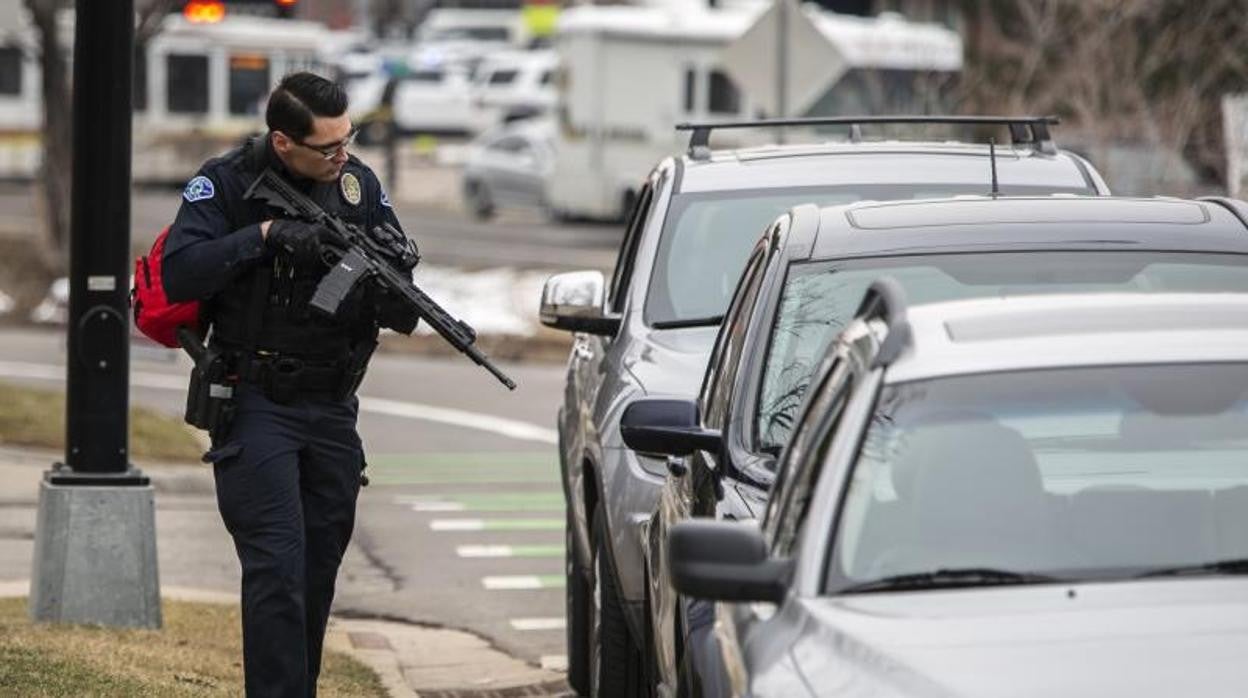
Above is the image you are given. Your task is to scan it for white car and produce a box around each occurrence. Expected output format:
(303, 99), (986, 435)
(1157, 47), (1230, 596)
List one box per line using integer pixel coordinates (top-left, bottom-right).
(461, 119), (556, 219)
(390, 62), (477, 135)
(468, 50), (558, 132)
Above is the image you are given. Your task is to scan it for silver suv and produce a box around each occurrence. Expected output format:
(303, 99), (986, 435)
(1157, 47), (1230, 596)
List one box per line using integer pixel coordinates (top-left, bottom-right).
(668, 285), (1248, 698)
(539, 116), (1109, 696)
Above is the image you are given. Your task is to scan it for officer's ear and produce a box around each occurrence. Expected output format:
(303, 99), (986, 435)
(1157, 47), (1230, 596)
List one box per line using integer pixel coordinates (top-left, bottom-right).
(271, 130), (295, 157)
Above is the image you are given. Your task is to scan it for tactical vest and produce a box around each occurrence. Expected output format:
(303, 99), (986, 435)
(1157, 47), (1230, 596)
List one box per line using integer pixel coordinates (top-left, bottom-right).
(207, 139), (379, 360)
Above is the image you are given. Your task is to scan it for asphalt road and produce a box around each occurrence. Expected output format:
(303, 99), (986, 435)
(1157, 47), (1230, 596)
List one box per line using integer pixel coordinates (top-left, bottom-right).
(0, 324), (573, 668)
(0, 182), (621, 273)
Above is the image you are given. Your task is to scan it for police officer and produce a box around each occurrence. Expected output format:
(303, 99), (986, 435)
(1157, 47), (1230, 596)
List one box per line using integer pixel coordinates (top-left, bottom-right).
(163, 72), (403, 697)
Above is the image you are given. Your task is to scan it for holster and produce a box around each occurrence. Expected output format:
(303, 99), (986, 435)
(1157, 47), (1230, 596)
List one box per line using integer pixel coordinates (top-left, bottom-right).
(336, 338), (378, 402)
(183, 340), (238, 442)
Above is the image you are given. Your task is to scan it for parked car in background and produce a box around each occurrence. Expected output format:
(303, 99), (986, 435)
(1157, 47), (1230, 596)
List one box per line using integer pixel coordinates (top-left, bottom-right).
(666, 286), (1248, 697)
(462, 118), (556, 219)
(411, 8), (524, 76)
(621, 194), (1248, 696)
(469, 50), (558, 132)
(539, 116), (1109, 698)
(389, 62), (478, 135)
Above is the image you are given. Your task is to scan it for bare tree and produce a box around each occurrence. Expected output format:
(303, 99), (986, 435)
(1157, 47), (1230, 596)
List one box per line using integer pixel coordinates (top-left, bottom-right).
(24, 0), (70, 273)
(23, 0), (175, 273)
(956, 0), (1248, 194)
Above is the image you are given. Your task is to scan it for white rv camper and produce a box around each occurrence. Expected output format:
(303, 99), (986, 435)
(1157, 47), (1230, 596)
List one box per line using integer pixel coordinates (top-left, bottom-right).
(547, 3), (962, 221)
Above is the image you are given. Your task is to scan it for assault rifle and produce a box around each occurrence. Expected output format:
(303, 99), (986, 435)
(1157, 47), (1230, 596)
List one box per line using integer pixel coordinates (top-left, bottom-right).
(244, 168), (517, 390)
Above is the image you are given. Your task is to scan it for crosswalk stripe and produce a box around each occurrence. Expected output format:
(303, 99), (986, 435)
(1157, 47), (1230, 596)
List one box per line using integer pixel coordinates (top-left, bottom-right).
(510, 617), (566, 631)
(482, 575), (565, 590)
(430, 518), (564, 532)
(456, 544), (563, 558)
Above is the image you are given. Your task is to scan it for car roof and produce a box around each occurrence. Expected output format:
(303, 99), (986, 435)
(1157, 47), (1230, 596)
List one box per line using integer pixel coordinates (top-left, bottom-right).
(801, 196), (1248, 259)
(884, 292), (1248, 383)
(676, 142), (1098, 194)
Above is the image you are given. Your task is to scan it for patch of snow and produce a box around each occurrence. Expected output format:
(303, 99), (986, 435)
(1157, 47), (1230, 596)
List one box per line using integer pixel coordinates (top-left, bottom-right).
(410, 265), (549, 337)
(30, 277), (68, 325)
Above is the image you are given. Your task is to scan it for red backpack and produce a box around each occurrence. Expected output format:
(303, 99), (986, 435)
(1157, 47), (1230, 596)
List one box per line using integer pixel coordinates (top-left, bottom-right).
(131, 226), (201, 347)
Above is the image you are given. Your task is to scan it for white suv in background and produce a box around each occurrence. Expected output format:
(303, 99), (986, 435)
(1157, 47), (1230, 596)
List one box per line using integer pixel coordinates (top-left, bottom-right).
(469, 50), (558, 131)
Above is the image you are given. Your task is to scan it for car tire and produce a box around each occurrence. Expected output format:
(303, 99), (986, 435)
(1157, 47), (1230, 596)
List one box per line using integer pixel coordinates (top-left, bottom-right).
(566, 509), (592, 696)
(464, 181), (495, 220)
(591, 506), (647, 698)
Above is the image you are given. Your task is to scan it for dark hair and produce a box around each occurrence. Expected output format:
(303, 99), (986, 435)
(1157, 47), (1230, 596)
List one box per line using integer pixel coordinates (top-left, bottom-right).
(265, 72), (348, 140)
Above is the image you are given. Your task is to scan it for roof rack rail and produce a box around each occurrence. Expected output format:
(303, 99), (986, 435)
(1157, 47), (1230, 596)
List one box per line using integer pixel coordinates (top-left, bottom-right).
(1199, 196), (1248, 230)
(852, 277), (911, 368)
(674, 115), (1061, 160)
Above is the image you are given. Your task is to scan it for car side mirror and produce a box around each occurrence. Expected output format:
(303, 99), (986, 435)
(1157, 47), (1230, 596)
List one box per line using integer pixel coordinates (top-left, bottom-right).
(540, 270), (621, 336)
(668, 520), (792, 603)
(620, 398), (722, 457)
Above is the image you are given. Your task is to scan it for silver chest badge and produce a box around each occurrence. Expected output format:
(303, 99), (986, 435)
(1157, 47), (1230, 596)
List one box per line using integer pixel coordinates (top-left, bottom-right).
(340, 172), (362, 206)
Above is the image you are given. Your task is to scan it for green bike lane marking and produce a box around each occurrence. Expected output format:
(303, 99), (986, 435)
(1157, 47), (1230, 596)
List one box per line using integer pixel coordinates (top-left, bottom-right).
(429, 518), (564, 532)
(401, 492), (564, 512)
(456, 544), (563, 558)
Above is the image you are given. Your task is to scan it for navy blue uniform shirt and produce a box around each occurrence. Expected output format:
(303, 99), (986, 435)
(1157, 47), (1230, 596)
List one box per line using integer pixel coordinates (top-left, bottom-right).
(163, 137), (403, 304)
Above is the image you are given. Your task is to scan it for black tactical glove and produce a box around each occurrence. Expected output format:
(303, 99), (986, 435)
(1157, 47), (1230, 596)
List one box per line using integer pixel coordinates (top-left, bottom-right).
(266, 219), (337, 269)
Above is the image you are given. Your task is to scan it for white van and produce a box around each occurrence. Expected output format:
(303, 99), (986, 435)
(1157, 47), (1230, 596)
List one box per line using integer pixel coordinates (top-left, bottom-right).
(546, 3), (962, 221)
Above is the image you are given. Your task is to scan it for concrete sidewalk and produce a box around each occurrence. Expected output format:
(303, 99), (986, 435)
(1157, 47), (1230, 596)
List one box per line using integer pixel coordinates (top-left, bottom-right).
(0, 446), (570, 698)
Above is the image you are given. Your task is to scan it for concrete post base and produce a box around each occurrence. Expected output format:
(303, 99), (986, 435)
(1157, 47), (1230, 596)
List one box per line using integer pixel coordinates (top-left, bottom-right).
(29, 475), (161, 629)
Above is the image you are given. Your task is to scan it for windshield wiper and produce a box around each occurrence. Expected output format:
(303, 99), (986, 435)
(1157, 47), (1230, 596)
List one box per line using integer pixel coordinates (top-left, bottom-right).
(840, 567), (1063, 594)
(1135, 558), (1248, 579)
(651, 315), (725, 330)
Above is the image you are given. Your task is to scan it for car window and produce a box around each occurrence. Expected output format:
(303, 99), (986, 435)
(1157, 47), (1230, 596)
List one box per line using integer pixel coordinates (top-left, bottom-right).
(765, 356), (854, 556)
(405, 70), (444, 84)
(701, 242), (769, 431)
(608, 183), (655, 314)
(489, 135), (529, 153)
(756, 251), (1248, 452)
(642, 183), (1085, 328)
(539, 70), (554, 86)
(828, 363), (1248, 592)
(487, 69), (519, 86)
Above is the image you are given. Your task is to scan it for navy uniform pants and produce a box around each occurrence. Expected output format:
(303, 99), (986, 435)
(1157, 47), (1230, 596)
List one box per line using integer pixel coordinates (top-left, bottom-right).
(206, 383), (365, 698)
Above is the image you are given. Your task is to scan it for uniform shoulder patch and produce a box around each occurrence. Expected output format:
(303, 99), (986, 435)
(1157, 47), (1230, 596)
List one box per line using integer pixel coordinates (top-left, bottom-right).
(340, 172), (362, 206)
(380, 188), (392, 208)
(183, 175), (215, 203)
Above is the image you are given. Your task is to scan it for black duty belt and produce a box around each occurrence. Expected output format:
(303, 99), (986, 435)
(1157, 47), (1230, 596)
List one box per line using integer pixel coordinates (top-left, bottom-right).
(238, 353), (349, 403)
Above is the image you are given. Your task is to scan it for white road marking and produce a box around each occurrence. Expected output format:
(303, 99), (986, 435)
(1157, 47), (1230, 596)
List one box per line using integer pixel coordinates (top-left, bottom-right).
(430, 519), (486, 531)
(483, 575), (545, 590)
(410, 501), (466, 512)
(457, 545), (514, 558)
(0, 360), (557, 445)
(359, 396), (557, 445)
(510, 617), (566, 631)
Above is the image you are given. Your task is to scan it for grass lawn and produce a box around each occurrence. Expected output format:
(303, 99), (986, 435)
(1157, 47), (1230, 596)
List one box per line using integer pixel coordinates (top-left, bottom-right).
(0, 381), (204, 463)
(0, 597), (385, 696)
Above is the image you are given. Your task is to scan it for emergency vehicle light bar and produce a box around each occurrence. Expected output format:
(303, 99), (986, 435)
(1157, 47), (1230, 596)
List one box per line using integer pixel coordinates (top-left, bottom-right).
(675, 116), (1061, 160)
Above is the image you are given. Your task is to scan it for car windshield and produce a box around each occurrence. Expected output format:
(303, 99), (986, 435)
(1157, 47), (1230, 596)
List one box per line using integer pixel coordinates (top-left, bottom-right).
(757, 252), (1248, 453)
(642, 184), (1089, 327)
(827, 363), (1248, 592)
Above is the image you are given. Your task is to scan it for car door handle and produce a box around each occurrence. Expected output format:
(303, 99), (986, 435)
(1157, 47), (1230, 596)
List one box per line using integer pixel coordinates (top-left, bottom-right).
(666, 457), (688, 477)
(574, 342), (594, 361)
